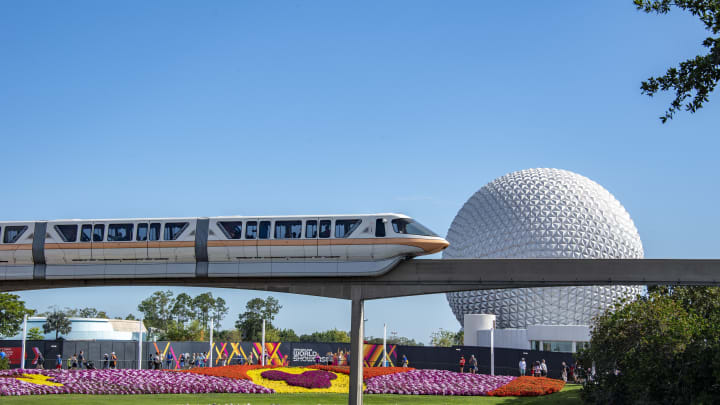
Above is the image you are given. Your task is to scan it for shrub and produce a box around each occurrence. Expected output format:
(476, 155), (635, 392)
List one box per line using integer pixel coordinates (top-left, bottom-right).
(577, 286), (720, 404)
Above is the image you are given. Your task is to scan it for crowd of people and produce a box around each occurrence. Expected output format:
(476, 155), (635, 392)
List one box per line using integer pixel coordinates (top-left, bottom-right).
(457, 354), (479, 373)
(148, 351), (212, 369)
(518, 357), (590, 382)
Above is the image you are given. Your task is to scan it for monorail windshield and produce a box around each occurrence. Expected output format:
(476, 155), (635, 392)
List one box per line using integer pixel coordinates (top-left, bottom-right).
(391, 218), (438, 237)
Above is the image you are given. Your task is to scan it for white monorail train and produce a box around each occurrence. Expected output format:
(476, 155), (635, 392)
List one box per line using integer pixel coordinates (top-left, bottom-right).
(0, 213), (448, 280)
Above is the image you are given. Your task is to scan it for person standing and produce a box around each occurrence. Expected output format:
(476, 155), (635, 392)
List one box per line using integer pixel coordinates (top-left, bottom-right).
(71, 354), (78, 369)
(110, 352), (117, 369)
(36, 352), (45, 369)
(103, 353), (109, 369)
(469, 355), (478, 374)
(459, 355), (466, 373)
(77, 351), (85, 369)
(314, 353), (321, 365)
(166, 351), (173, 369)
(56, 354), (63, 369)
(561, 361), (569, 382)
(519, 357), (527, 376)
(327, 352), (334, 366)
(540, 359), (548, 377)
(402, 354), (409, 367)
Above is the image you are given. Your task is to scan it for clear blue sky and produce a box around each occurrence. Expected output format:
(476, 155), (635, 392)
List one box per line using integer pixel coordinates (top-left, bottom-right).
(2, 1), (718, 344)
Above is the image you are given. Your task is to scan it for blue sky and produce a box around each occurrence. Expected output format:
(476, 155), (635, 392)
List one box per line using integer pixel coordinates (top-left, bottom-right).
(2, 1), (718, 343)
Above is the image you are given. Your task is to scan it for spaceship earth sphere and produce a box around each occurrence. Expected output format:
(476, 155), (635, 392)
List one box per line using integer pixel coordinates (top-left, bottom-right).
(444, 168), (644, 328)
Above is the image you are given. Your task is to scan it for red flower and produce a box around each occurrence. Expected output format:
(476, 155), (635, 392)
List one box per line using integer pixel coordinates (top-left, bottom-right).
(486, 376), (565, 396)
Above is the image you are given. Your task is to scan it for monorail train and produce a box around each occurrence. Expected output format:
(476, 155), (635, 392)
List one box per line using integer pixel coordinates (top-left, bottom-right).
(0, 213), (448, 280)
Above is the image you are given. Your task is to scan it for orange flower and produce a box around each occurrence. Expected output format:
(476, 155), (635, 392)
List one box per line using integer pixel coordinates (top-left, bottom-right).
(486, 376), (565, 396)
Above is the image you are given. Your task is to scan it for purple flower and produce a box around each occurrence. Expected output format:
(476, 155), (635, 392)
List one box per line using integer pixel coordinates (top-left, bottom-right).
(260, 370), (337, 389)
(364, 369), (515, 395)
(0, 369), (273, 396)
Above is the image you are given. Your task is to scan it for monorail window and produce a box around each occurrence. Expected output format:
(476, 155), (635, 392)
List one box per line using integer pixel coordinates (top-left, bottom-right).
(108, 224), (133, 242)
(275, 221), (302, 239)
(246, 221), (257, 239)
(375, 219), (386, 237)
(149, 223), (161, 241)
(259, 221), (271, 239)
(391, 218), (438, 237)
(219, 221), (243, 239)
(93, 224), (105, 242)
(137, 224), (148, 241)
(81, 225), (92, 242)
(55, 225), (78, 242)
(306, 220), (318, 238)
(164, 222), (188, 241)
(319, 220), (331, 238)
(335, 220), (361, 238)
(3, 226), (28, 243)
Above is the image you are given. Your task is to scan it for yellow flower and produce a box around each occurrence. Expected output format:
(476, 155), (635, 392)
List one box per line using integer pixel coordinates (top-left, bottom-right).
(15, 374), (64, 387)
(246, 367), (364, 394)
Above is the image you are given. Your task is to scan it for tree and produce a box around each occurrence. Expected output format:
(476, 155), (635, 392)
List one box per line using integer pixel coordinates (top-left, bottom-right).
(163, 320), (204, 341)
(137, 290), (229, 340)
(635, 0), (720, 122)
(211, 297), (229, 330)
(274, 328), (300, 342)
(215, 329), (243, 341)
(43, 311), (72, 339)
(76, 307), (108, 318)
(137, 290), (174, 332)
(172, 293), (194, 325)
(125, 313), (137, 321)
(27, 327), (44, 340)
(298, 329), (351, 343)
(430, 328), (462, 347)
(235, 297), (282, 341)
(366, 335), (425, 346)
(0, 293), (34, 337)
(577, 286), (720, 404)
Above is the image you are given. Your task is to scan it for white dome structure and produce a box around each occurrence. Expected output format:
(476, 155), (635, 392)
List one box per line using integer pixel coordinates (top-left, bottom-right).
(444, 168), (644, 329)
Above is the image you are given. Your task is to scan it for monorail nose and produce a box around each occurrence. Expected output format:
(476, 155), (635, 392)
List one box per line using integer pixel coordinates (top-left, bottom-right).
(422, 238), (450, 254)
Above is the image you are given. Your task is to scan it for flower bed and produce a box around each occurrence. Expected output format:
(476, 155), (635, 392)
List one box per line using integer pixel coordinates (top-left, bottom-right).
(486, 376), (565, 396)
(2, 365), (564, 397)
(306, 365), (414, 380)
(246, 367), (351, 393)
(175, 364), (279, 380)
(260, 369), (337, 389)
(364, 369), (515, 395)
(0, 369), (272, 396)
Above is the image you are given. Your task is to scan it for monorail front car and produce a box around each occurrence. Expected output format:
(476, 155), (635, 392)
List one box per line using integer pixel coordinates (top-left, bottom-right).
(0, 213), (448, 280)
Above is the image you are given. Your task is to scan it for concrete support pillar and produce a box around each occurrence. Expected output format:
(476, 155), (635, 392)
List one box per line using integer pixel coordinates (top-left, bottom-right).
(349, 288), (364, 405)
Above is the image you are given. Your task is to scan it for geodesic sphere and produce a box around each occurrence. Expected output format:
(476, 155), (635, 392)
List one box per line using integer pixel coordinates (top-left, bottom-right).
(444, 168), (644, 328)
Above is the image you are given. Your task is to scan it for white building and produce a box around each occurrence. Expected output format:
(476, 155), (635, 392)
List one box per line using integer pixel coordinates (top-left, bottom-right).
(8, 317), (146, 341)
(445, 169), (644, 352)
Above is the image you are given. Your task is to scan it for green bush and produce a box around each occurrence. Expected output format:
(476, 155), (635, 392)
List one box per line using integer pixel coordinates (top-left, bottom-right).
(577, 286), (720, 404)
(0, 356), (9, 370)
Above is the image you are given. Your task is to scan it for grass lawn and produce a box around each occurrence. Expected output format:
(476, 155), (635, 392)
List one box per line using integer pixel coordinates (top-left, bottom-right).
(0, 384), (582, 404)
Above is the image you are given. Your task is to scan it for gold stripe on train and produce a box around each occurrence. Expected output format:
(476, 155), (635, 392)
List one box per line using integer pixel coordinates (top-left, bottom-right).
(40, 238), (448, 253)
(44, 241), (195, 250)
(0, 244), (32, 251)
